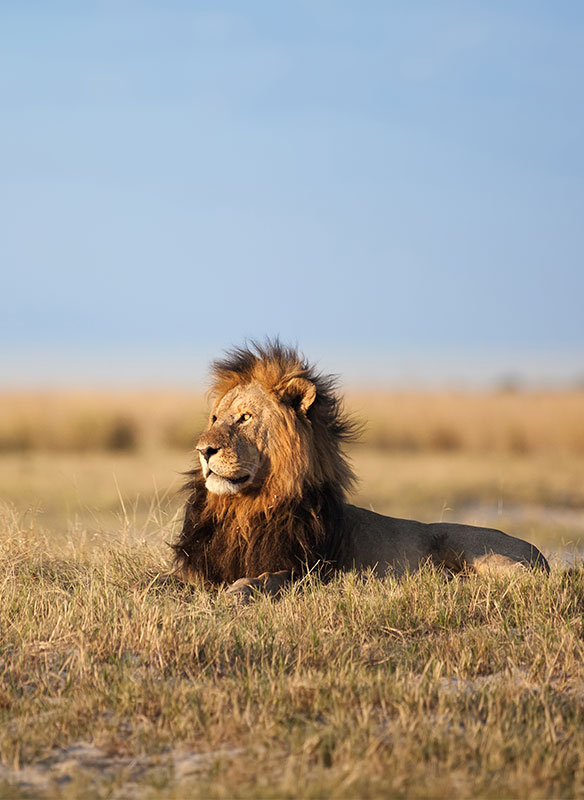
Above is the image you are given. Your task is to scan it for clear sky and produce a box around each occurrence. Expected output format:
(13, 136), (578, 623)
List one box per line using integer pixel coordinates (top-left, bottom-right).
(1, 1), (583, 385)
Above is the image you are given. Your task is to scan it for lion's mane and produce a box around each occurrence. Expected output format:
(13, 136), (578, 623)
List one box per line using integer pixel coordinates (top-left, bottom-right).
(172, 340), (360, 584)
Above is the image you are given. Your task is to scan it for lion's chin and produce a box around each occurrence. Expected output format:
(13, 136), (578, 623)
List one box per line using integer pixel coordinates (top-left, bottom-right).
(205, 472), (251, 496)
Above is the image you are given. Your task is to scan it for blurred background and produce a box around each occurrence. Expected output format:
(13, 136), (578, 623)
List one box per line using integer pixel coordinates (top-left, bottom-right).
(1, 2), (583, 559)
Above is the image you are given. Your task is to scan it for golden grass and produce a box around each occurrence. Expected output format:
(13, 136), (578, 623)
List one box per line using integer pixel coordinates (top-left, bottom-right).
(1, 388), (583, 454)
(0, 390), (207, 453)
(350, 389), (584, 454)
(1, 447), (582, 550)
(1, 389), (584, 797)
(1, 513), (584, 798)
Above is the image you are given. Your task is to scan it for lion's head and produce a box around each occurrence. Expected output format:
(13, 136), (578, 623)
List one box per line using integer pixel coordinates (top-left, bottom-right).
(196, 343), (356, 500)
(172, 341), (359, 584)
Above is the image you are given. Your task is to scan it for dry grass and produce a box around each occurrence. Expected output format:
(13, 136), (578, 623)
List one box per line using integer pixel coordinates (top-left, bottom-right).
(1, 388), (584, 454)
(1, 511), (584, 799)
(1, 389), (584, 797)
(351, 389), (584, 454)
(0, 390), (207, 453)
(1, 447), (582, 551)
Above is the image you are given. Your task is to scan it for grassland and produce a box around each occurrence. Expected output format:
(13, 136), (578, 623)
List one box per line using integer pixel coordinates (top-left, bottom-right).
(1, 388), (584, 798)
(2, 388), (584, 455)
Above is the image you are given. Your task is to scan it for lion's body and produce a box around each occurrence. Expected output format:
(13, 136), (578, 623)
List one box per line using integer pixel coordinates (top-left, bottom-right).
(339, 504), (547, 576)
(173, 341), (548, 595)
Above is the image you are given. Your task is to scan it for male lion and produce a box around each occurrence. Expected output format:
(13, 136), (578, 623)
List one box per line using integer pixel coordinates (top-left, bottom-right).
(172, 341), (548, 600)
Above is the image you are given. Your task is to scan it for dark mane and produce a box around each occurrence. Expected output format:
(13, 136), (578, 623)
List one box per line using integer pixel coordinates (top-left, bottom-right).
(171, 339), (360, 585)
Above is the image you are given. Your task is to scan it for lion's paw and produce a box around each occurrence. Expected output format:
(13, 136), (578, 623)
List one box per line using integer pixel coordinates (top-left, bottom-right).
(225, 577), (263, 604)
(224, 571), (291, 604)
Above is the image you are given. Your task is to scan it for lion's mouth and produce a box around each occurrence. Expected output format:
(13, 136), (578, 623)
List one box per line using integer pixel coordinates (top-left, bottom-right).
(209, 469), (250, 485)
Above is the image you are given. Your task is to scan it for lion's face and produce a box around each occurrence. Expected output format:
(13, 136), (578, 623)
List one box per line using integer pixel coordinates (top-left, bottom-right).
(196, 383), (274, 496)
(196, 377), (316, 497)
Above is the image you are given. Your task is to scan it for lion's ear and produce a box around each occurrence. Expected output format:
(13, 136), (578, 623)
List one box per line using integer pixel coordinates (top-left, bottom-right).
(276, 377), (316, 414)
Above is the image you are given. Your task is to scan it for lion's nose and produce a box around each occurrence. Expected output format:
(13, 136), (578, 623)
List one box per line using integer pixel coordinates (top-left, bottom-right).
(197, 445), (220, 462)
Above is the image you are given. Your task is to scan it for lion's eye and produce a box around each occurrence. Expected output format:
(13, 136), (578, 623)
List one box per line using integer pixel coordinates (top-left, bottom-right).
(238, 413), (251, 423)
(211, 415), (217, 424)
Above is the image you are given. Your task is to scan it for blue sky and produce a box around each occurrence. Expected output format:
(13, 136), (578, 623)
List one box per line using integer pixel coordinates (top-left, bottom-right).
(1, 1), (583, 385)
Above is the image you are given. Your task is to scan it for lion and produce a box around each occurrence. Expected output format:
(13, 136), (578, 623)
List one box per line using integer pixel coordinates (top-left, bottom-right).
(172, 341), (549, 600)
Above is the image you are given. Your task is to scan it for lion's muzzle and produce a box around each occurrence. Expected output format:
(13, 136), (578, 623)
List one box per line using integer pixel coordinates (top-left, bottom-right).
(197, 444), (219, 462)
(196, 432), (259, 495)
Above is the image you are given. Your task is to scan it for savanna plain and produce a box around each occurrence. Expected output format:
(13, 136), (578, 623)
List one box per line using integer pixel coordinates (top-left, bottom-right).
(1, 388), (584, 798)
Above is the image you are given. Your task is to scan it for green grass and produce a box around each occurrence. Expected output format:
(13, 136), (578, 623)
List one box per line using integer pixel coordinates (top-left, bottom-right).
(1, 506), (584, 798)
